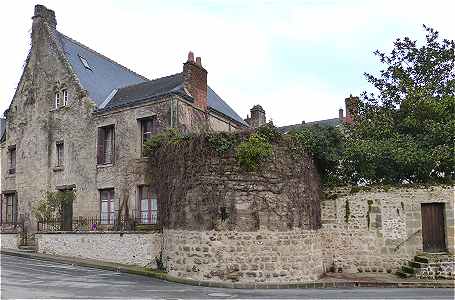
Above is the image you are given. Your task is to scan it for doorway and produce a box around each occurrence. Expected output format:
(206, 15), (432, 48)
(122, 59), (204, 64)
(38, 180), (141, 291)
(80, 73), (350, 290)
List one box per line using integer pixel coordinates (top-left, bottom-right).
(421, 203), (446, 253)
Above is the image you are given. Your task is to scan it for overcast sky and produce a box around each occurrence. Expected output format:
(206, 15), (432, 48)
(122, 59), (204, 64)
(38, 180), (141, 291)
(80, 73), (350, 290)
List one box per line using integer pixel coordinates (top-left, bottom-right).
(1, 0), (453, 126)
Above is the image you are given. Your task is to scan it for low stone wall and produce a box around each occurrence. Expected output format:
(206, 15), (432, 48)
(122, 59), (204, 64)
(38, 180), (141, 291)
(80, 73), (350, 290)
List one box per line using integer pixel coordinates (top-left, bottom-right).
(163, 229), (323, 283)
(321, 185), (454, 273)
(31, 185), (453, 284)
(0, 233), (19, 249)
(36, 232), (161, 267)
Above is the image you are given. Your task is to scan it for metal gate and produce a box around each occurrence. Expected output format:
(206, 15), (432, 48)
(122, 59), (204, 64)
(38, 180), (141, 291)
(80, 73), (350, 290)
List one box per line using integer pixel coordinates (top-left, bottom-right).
(421, 203), (446, 253)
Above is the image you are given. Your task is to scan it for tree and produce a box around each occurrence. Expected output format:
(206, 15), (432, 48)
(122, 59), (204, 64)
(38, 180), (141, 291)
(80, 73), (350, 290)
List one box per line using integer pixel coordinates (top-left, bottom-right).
(345, 25), (454, 184)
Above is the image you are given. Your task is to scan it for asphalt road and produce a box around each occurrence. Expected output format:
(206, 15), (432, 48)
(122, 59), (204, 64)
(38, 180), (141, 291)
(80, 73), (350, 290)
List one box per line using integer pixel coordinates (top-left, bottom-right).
(1, 254), (454, 299)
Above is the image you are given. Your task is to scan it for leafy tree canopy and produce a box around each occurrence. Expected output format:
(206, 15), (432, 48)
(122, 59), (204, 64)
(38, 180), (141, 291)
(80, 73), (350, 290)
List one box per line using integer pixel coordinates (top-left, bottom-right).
(349, 25), (454, 184)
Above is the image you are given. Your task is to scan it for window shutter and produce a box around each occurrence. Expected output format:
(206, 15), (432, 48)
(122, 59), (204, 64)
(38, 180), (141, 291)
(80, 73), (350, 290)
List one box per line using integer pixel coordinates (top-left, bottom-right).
(97, 128), (105, 164)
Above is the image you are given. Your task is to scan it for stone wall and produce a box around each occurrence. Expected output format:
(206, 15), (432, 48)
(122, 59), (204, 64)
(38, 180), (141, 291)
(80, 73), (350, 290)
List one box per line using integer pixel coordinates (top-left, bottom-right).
(32, 186), (453, 284)
(0, 233), (19, 249)
(320, 185), (454, 273)
(150, 142), (321, 232)
(36, 232), (161, 267)
(163, 229), (323, 283)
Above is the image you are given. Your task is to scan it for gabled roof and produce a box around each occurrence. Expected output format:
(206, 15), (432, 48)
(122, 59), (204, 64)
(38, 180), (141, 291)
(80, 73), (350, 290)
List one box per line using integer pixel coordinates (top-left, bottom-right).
(279, 117), (341, 133)
(57, 32), (147, 106)
(105, 73), (185, 109)
(55, 31), (247, 126)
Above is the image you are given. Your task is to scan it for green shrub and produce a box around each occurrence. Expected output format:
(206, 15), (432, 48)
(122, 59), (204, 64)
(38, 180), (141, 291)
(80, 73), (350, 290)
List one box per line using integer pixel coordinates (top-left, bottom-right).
(235, 133), (273, 171)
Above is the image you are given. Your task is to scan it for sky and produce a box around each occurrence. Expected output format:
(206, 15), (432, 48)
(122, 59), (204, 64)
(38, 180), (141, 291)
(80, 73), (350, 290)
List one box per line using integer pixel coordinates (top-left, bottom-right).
(0, 0), (453, 126)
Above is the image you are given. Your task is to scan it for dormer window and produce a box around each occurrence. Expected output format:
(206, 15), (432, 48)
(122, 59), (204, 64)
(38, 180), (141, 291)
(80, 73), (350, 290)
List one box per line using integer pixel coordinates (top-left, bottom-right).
(78, 55), (92, 71)
(55, 92), (60, 109)
(63, 89), (68, 106)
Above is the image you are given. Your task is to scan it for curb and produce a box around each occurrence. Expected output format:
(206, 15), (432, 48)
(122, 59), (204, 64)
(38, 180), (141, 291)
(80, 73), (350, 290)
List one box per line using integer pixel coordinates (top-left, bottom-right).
(1, 249), (454, 289)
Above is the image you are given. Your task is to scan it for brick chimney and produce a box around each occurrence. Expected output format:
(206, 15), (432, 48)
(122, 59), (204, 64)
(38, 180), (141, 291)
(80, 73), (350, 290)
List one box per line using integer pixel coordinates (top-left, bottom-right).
(338, 108), (344, 121)
(183, 51), (208, 111)
(246, 105), (266, 128)
(32, 4), (57, 29)
(344, 94), (359, 124)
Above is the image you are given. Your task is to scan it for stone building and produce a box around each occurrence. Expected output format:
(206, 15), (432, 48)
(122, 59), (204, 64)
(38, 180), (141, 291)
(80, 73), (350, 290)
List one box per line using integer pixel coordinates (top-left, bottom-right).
(0, 5), (248, 230)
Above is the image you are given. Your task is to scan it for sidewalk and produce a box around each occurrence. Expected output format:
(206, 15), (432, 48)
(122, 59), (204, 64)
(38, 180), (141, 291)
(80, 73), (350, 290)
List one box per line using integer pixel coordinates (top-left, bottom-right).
(1, 248), (453, 289)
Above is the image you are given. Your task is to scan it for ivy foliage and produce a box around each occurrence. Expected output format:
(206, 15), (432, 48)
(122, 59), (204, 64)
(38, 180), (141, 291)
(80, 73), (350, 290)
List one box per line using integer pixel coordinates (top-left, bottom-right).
(235, 133), (274, 171)
(32, 190), (75, 221)
(288, 125), (344, 185)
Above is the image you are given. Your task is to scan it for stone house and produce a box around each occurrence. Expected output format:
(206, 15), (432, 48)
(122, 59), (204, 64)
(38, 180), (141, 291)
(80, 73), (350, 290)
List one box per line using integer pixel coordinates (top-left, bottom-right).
(0, 5), (249, 231)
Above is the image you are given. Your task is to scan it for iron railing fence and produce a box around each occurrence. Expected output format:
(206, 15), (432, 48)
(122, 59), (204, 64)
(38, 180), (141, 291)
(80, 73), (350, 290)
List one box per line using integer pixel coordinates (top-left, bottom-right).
(0, 220), (24, 233)
(37, 216), (160, 232)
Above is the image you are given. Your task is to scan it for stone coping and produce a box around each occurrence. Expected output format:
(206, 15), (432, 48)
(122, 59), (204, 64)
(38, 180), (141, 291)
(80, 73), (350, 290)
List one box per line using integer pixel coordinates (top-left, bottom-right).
(0, 232), (20, 234)
(35, 230), (160, 234)
(1, 249), (453, 289)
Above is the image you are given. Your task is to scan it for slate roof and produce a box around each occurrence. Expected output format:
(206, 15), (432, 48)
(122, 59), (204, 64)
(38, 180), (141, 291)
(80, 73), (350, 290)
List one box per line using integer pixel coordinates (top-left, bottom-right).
(0, 117), (5, 142)
(279, 117), (341, 133)
(56, 31), (247, 126)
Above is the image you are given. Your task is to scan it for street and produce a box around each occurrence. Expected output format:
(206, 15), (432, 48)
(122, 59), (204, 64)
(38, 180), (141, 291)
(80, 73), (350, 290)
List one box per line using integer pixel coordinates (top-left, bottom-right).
(1, 254), (454, 299)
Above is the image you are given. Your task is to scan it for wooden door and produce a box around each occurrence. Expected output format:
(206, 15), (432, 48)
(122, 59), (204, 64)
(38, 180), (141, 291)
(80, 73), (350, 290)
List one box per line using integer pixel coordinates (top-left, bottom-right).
(62, 199), (73, 231)
(421, 203), (446, 253)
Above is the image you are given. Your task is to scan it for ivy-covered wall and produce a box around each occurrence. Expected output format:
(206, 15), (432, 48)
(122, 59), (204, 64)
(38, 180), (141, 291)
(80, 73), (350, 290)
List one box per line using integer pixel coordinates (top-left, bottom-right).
(144, 128), (322, 231)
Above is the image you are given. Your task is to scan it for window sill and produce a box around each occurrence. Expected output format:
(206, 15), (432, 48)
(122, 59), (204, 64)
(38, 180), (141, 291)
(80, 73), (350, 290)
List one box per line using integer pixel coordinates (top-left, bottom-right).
(5, 173), (16, 179)
(50, 106), (68, 112)
(97, 163), (113, 169)
(53, 166), (64, 172)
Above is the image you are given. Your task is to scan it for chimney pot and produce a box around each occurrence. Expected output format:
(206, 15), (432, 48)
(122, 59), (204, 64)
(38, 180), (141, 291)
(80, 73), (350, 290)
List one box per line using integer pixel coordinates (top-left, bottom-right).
(339, 108), (344, 120)
(196, 57), (202, 66)
(187, 51), (194, 62)
(33, 4), (57, 28)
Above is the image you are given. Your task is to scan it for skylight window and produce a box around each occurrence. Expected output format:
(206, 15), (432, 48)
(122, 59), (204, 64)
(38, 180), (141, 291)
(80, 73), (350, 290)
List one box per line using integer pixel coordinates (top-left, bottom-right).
(78, 54), (92, 70)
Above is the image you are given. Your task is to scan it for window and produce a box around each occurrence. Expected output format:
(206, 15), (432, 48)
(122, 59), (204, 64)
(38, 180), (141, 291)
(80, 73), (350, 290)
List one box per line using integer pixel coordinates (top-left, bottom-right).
(97, 125), (115, 165)
(8, 146), (16, 175)
(63, 89), (68, 106)
(140, 117), (157, 156)
(4, 193), (17, 223)
(55, 92), (60, 109)
(56, 142), (64, 167)
(138, 185), (158, 224)
(79, 55), (92, 71)
(100, 189), (114, 225)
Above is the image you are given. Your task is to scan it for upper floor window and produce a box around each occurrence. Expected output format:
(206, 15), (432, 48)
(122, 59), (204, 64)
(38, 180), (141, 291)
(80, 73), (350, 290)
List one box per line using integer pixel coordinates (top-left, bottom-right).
(8, 146), (16, 175)
(97, 125), (115, 165)
(56, 141), (64, 167)
(54, 88), (69, 109)
(63, 89), (68, 106)
(79, 55), (92, 71)
(140, 117), (157, 156)
(55, 92), (61, 109)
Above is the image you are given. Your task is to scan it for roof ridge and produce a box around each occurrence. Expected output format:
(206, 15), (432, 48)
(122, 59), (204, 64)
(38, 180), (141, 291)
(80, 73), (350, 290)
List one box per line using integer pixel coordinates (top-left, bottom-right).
(57, 31), (149, 82)
(117, 72), (183, 90)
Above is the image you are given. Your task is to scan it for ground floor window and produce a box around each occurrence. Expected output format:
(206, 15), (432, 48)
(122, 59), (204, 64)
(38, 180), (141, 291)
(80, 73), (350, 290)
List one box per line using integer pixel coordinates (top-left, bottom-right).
(100, 189), (114, 225)
(1, 193), (18, 224)
(138, 185), (158, 224)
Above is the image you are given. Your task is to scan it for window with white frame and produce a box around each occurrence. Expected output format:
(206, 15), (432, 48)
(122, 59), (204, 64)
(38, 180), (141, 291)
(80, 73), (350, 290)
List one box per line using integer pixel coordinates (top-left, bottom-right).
(63, 89), (68, 106)
(55, 92), (61, 109)
(138, 185), (158, 224)
(100, 189), (114, 225)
